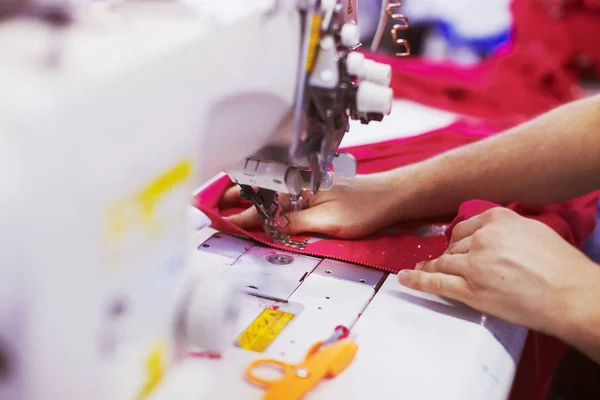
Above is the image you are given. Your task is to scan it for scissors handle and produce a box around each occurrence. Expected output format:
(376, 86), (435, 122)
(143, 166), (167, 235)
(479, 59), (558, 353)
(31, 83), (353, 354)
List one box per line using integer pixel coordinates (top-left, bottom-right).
(246, 339), (358, 400)
(245, 358), (295, 388)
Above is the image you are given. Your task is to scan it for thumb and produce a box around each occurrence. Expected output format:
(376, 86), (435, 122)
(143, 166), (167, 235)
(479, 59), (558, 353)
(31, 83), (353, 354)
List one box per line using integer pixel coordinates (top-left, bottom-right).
(397, 270), (468, 301)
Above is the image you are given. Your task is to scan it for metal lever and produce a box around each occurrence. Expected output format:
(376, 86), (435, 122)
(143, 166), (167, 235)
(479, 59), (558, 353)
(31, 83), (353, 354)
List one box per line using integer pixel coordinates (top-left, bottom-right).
(240, 185), (308, 250)
(370, 0), (410, 57)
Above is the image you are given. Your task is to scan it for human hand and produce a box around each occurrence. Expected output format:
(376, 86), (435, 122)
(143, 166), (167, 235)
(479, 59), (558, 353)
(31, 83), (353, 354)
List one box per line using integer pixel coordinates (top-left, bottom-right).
(220, 172), (401, 239)
(397, 207), (600, 335)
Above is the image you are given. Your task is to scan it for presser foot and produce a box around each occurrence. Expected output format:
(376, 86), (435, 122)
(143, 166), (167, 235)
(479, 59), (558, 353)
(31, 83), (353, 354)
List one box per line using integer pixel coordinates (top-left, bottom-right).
(265, 221), (308, 250)
(239, 184), (308, 250)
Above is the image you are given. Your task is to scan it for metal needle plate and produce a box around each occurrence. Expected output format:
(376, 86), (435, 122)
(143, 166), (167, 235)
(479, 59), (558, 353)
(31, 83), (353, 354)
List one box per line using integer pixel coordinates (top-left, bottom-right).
(314, 259), (386, 288)
(197, 233), (253, 260)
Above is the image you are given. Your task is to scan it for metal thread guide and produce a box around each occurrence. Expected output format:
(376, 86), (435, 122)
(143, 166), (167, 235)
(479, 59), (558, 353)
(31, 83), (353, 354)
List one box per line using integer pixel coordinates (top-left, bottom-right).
(370, 0), (411, 57)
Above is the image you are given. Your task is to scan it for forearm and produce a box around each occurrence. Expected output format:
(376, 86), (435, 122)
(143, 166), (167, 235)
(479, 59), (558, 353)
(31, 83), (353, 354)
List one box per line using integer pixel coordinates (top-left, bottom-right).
(387, 94), (600, 221)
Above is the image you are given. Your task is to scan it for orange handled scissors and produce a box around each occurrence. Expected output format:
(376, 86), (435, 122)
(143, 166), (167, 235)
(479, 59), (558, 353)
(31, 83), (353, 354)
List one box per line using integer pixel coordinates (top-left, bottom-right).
(244, 326), (358, 400)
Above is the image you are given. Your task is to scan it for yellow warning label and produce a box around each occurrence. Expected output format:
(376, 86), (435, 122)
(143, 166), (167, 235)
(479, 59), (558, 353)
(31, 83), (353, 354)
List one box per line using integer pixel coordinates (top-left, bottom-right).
(305, 14), (322, 72)
(347, 0), (353, 14)
(236, 308), (295, 353)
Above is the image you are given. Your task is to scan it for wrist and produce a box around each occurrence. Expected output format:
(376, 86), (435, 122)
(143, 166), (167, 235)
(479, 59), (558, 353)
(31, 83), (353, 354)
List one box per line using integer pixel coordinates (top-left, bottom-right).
(555, 261), (600, 347)
(379, 164), (441, 223)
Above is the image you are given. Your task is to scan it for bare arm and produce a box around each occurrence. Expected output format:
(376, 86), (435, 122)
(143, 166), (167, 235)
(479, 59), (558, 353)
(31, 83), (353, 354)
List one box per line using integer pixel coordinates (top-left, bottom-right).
(227, 94), (600, 238)
(390, 95), (600, 362)
(389, 94), (600, 222)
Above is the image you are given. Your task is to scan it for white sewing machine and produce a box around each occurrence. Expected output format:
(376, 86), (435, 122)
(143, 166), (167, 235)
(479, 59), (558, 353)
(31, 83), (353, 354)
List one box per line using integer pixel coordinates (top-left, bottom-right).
(0, 0), (527, 399)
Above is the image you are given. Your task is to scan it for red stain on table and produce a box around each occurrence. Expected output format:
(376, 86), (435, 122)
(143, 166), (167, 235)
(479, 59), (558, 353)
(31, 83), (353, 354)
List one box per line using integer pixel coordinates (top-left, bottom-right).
(189, 351), (222, 359)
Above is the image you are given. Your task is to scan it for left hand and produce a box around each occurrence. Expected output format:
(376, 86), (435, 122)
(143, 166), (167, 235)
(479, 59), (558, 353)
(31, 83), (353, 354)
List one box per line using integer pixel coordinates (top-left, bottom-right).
(397, 207), (599, 334)
(220, 172), (408, 239)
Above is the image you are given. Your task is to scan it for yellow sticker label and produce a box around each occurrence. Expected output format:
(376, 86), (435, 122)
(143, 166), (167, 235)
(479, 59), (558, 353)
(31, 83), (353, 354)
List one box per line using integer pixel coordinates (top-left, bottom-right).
(104, 159), (192, 241)
(136, 160), (192, 224)
(103, 159), (194, 270)
(347, 0), (353, 14)
(305, 14), (323, 72)
(236, 308), (295, 353)
(136, 342), (166, 400)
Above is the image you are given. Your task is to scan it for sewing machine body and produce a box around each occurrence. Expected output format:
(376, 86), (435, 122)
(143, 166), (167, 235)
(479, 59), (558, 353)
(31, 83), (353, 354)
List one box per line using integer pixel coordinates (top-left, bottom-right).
(0, 0), (526, 399)
(0, 1), (300, 399)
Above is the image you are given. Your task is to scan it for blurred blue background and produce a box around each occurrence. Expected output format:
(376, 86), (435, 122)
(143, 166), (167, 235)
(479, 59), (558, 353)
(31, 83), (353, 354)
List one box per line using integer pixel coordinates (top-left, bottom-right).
(357, 0), (513, 64)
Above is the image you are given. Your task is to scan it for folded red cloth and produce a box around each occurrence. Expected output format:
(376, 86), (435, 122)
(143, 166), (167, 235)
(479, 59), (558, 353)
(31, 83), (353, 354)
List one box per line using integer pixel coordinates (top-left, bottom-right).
(194, 120), (598, 400)
(364, 0), (600, 127)
(446, 198), (597, 249)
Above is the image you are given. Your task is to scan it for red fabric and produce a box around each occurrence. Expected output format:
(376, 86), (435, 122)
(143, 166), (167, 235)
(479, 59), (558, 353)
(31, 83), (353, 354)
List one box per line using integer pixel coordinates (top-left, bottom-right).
(583, 0), (600, 10)
(194, 121), (598, 400)
(446, 199), (597, 249)
(368, 44), (577, 128)
(364, 0), (600, 127)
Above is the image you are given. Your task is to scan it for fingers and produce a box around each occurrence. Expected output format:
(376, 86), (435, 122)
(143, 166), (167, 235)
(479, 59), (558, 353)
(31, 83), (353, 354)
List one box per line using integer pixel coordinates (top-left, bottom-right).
(225, 193), (322, 233)
(226, 207), (329, 236)
(416, 253), (468, 276)
(397, 270), (470, 300)
(224, 207), (263, 230)
(445, 236), (472, 255)
(219, 185), (243, 209)
(449, 214), (486, 246)
(223, 187), (324, 233)
(450, 207), (519, 246)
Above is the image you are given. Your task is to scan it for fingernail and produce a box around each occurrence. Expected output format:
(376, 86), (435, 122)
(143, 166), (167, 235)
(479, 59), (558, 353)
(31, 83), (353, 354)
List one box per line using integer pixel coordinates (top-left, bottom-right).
(415, 262), (424, 270)
(397, 270), (411, 285)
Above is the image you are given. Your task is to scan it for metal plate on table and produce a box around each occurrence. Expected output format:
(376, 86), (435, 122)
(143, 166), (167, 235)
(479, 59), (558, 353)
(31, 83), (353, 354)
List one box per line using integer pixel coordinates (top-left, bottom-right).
(197, 233), (254, 260)
(224, 247), (321, 301)
(314, 258), (386, 288)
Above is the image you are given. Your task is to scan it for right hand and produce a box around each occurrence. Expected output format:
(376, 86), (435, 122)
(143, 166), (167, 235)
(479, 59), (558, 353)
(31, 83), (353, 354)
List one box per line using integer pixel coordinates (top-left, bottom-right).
(220, 172), (399, 239)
